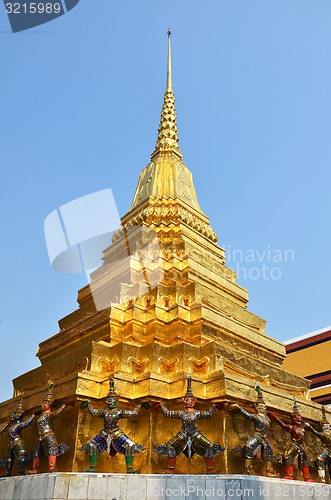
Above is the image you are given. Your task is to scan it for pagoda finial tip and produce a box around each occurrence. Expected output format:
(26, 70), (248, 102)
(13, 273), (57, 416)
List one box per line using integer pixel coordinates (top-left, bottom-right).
(151, 30), (182, 159)
(167, 27), (172, 91)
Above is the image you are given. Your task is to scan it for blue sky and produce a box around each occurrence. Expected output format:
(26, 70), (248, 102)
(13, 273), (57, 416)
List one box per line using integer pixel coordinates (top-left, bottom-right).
(1, 1), (331, 402)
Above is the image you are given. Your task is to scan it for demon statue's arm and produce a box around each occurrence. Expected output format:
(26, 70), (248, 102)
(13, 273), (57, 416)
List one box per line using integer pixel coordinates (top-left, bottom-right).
(122, 404), (142, 418)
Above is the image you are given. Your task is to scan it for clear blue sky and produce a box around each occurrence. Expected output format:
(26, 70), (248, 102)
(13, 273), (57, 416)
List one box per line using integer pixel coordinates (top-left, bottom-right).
(1, 1), (331, 402)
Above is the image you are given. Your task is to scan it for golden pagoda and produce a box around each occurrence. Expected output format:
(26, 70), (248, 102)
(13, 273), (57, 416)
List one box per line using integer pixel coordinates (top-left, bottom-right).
(0, 31), (328, 476)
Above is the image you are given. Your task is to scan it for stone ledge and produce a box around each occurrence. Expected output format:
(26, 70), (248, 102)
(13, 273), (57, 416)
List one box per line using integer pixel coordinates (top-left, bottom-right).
(0, 473), (330, 500)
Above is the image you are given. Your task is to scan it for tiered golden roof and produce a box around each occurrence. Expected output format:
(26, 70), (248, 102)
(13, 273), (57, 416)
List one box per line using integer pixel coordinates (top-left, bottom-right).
(0, 31), (327, 475)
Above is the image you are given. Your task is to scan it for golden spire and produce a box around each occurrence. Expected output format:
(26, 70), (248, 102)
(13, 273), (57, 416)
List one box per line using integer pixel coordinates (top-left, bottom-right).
(151, 28), (182, 160)
(167, 27), (172, 90)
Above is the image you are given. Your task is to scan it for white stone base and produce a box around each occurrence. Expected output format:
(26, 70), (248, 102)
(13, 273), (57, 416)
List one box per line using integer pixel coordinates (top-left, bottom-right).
(0, 473), (330, 500)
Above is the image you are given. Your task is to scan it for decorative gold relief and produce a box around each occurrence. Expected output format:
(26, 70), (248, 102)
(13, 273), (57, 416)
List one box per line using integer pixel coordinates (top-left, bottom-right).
(128, 357), (150, 375)
(0, 32), (328, 479)
(157, 357), (180, 375)
(188, 356), (210, 375)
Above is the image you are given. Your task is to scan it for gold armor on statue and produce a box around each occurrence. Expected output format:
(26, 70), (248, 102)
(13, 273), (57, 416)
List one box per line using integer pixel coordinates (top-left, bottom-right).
(231, 382), (276, 477)
(30, 383), (70, 474)
(305, 407), (331, 483)
(80, 379), (145, 473)
(3, 398), (35, 476)
(154, 376), (224, 474)
(269, 397), (314, 482)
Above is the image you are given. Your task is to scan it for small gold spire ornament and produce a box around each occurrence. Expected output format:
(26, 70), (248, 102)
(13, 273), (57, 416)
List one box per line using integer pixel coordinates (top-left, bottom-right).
(167, 27), (172, 91)
(152, 28), (182, 159)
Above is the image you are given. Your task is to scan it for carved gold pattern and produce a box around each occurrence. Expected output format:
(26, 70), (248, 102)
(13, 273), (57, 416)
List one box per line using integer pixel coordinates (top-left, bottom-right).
(0, 34), (328, 479)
